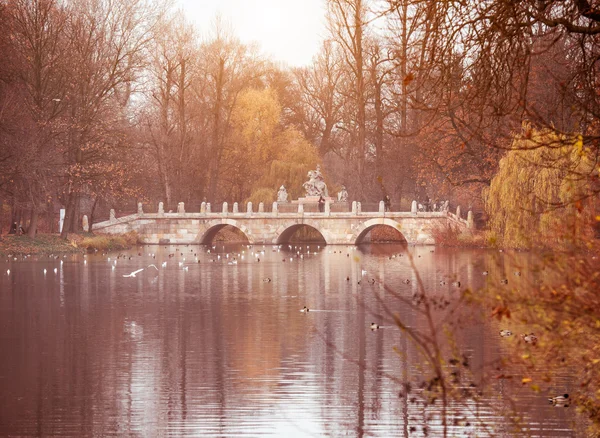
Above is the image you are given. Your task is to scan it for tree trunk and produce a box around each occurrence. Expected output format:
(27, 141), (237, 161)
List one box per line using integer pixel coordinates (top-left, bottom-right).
(27, 205), (39, 238)
(208, 57), (225, 201)
(15, 208), (22, 230)
(60, 192), (76, 239)
(9, 200), (16, 234)
(47, 201), (54, 233)
(373, 72), (384, 181)
(89, 197), (98, 234)
(355, 0), (366, 200)
(71, 196), (80, 232)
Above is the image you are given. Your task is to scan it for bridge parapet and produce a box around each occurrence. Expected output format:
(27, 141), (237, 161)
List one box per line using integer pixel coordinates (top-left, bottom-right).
(92, 200), (472, 245)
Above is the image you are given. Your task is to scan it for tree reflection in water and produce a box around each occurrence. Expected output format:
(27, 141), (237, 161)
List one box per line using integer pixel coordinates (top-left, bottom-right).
(0, 244), (577, 436)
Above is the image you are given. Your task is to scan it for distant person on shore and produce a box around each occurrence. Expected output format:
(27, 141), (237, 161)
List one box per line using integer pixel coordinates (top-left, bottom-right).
(9, 222), (17, 234)
(318, 195), (325, 213)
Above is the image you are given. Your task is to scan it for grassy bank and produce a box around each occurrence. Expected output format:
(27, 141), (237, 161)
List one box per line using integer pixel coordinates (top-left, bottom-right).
(0, 232), (139, 255)
(77, 231), (139, 252)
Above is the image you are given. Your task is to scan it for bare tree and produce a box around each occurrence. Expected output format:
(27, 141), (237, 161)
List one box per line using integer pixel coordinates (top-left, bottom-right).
(59, 0), (165, 237)
(294, 40), (346, 156)
(327, 0), (369, 198)
(144, 12), (200, 208)
(199, 19), (265, 202)
(1, 0), (69, 236)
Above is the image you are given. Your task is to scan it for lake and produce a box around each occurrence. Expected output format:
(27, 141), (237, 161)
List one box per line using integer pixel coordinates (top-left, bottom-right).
(0, 244), (576, 437)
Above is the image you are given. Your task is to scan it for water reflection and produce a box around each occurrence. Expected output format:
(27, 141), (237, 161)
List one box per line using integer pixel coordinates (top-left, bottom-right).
(0, 245), (575, 436)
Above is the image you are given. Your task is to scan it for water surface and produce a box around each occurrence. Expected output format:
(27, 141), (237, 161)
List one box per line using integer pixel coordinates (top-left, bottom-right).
(0, 244), (575, 436)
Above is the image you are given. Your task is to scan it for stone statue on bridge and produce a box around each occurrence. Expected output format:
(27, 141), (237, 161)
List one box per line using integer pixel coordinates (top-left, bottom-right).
(337, 185), (348, 202)
(277, 185), (288, 202)
(303, 164), (329, 197)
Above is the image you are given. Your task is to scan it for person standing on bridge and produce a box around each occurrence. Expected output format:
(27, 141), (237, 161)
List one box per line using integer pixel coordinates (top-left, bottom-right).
(384, 195), (391, 212)
(318, 195), (325, 213)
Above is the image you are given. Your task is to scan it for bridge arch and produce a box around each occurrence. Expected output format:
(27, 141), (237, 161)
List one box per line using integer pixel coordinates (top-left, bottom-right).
(199, 219), (252, 245)
(353, 218), (408, 245)
(275, 222), (328, 245)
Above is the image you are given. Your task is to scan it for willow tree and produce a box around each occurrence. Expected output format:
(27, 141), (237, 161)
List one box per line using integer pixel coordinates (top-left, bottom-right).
(254, 127), (322, 202)
(485, 127), (597, 248)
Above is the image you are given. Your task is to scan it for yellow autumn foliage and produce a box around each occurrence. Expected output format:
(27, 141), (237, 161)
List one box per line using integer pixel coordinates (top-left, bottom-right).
(219, 87), (321, 203)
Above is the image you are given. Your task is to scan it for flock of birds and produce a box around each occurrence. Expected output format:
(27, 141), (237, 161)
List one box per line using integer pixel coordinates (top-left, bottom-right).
(2, 242), (569, 408)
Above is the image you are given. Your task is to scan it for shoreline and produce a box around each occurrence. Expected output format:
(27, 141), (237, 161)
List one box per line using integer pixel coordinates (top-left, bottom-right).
(8, 230), (589, 255)
(0, 232), (139, 256)
(0, 232), (490, 256)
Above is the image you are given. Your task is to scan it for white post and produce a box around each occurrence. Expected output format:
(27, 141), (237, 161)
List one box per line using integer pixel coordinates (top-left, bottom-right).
(258, 202), (264, 213)
(456, 205), (461, 219)
(325, 200), (331, 216)
(411, 200), (417, 214)
(272, 201), (278, 216)
(298, 203), (304, 214)
(59, 208), (65, 232)
(200, 202), (206, 213)
(222, 202), (228, 214)
(246, 202), (253, 216)
(379, 200), (385, 213)
(357, 202), (362, 214)
(109, 209), (116, 222)
(352, 201), (357, 215)
(137, 202), (143, 215)
(177, 202), (185, 214)
(233, 202), (239, 213)
(158, 202), (164, 215)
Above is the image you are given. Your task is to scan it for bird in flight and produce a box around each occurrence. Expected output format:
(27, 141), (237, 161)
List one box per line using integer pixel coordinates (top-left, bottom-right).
(123, 268), (144, 278)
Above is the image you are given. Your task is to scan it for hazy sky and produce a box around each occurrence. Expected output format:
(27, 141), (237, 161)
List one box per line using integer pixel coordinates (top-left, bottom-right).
(177, 0), (327, 66)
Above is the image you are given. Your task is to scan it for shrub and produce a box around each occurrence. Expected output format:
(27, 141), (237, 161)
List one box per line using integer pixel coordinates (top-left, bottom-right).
(78, 231), (139, 251)
(432, 223), (484, 247)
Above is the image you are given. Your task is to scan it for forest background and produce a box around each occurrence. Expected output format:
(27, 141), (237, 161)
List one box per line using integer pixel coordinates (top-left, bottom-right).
(0, 0), (598, 242)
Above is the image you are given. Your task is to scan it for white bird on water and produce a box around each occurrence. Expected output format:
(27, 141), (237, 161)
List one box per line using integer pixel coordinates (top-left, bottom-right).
(123, 268), (144, 278)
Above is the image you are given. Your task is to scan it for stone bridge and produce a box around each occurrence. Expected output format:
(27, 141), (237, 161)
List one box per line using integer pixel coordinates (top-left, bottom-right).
(92, 200), (473, 245)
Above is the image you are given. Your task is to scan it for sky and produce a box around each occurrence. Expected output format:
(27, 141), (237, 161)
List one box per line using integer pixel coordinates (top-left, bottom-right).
(177, 0), (327, 67)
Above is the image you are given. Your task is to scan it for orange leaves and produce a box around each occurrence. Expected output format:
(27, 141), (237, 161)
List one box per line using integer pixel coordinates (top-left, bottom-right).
(495, 373), (512, 379)
(491, 304), (511, 320)
(403, 72), (414, 86)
